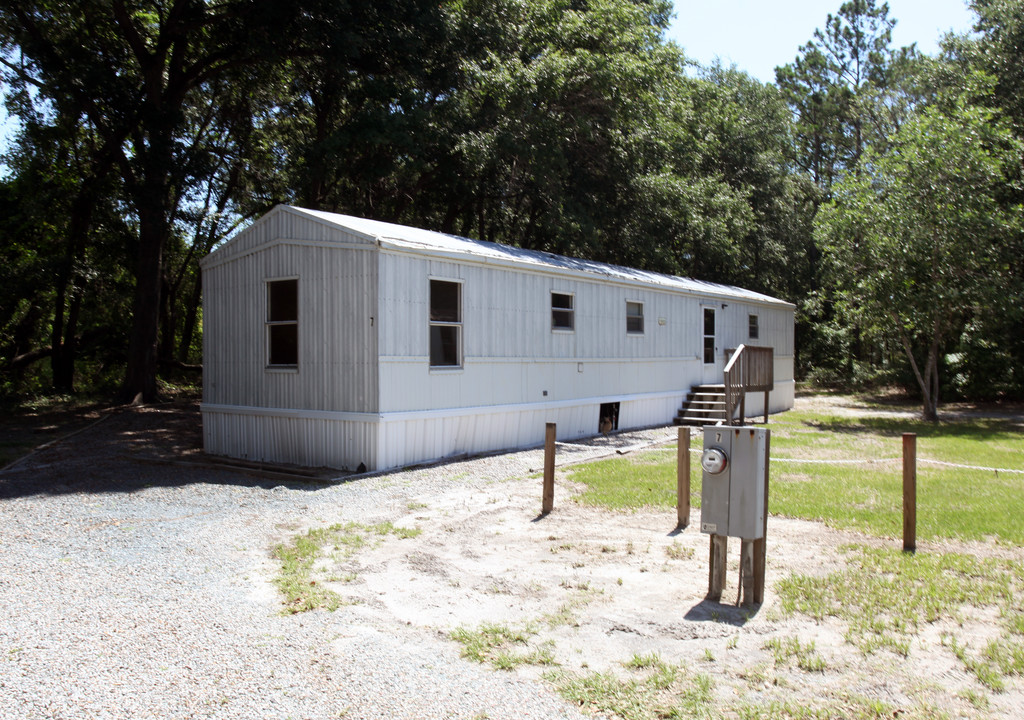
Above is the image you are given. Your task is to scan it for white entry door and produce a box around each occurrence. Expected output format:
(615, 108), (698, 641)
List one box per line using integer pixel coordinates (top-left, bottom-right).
(702, 307), (718, 384)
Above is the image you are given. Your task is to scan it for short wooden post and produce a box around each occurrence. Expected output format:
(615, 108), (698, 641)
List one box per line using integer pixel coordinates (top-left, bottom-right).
(708, 534), (727, 601)
(739, 540), (755, 606)
(903, 432), (916, 553)
(677, 427), (690, 528)
(542, 422), (556, 514)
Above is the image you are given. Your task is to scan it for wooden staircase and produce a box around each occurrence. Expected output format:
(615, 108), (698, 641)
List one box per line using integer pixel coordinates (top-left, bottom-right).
(675, 346), (775, 428)
(673, 384), (728, 427)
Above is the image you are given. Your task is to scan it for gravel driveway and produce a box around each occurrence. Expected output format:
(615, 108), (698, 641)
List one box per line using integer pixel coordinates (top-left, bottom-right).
(0, 402), (610, 720)
(8, 398), (1024, 719)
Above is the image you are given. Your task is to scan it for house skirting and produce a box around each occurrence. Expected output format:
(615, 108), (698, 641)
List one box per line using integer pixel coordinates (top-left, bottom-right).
(201, 381), (794, 473)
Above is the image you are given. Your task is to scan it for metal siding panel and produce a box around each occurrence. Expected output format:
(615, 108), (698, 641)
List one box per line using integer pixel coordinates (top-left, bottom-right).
(202, 408), (378, 471)
(207, 207), (378, 268)
(379, 253), (428, 359)
(202, 240), (378, 414)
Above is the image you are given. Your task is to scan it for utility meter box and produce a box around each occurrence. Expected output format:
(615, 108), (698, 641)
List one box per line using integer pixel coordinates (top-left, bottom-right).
(700, 426), (768, 539)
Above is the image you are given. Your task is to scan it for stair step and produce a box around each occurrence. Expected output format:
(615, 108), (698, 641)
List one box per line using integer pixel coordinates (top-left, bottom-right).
(677, 382), (731, 428)
(674, 416), (726, 426)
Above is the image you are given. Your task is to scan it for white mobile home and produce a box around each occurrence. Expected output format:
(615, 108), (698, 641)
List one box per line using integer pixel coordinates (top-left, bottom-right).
(201, 206), (795, 471)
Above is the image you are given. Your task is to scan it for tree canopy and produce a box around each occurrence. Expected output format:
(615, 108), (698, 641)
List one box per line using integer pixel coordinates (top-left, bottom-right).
(1, 0), (1022, 418)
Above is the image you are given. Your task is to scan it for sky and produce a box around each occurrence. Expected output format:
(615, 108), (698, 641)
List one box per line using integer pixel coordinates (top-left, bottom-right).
(665, 0), (977, 83)
(0, 1), (981, 176)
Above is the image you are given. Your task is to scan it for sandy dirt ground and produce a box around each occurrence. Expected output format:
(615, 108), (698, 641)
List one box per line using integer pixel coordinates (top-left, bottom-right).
(5, 392), (1024, 718)
(250, 390), (1024, 719)
(293, 466), (1024, 719)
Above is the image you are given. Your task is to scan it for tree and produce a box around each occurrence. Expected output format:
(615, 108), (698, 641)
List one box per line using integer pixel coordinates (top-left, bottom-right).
(817, 78), (1023, 419)
(265, 0), (454, 216)
(776, 0), (910, 196)
(937, 0), (1024, 398)
(0, 83), (134, 394)
(688, 65), (817, 298)
(775, 42), (851, 194)
(1, 0), (301, 402)
(776, 0), (921, 383)
(1, 0), (819, 400)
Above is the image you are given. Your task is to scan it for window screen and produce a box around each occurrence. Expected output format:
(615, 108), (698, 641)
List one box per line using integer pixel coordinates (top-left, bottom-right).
(267, 279), (298, 366)
(626, 301), (644, 334)
(749, 314), (759, 339)
(430, 280), (461, 367)
(551, 292), (574, 330)
(703, 307), (715, 364)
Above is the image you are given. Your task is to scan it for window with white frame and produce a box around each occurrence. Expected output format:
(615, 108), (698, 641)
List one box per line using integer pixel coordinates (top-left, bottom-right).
(626, 301), (644, 334)
(267, 278), (298, 367)
(429, 279), (461, 367)
(748, 313), (759, 340)
(551, 292), (574, 331)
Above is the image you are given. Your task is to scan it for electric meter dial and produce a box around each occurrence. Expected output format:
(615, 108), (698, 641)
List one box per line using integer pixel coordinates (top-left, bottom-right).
(701, 447), (728, 475)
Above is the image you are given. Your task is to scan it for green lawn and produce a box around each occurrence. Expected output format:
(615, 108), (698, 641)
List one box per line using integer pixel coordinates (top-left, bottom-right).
(546, 398), (1024, 714)
(567, 401), (1024, 544)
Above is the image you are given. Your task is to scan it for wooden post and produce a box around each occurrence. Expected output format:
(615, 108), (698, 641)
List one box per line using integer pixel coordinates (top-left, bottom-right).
(763, 390), (769, 424)
(739, 540), (755, 606)
(542, 422), (556, 514)
(677, 427), (690, 528)
(903, 432), (916, 553)
(708, 534), (727, 601)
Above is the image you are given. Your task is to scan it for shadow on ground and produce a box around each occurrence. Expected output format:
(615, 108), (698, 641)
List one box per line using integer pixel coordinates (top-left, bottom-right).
(0, 401), (345, 499)
(684, 598), (761, 626)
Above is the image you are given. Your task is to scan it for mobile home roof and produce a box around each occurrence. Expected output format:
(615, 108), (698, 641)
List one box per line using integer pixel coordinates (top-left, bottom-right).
(283, 206), (795, 308)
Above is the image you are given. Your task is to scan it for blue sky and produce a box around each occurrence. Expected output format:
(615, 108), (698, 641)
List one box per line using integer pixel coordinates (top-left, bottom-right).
(666, 0), (977, 82)
(0, 1), (981, 176)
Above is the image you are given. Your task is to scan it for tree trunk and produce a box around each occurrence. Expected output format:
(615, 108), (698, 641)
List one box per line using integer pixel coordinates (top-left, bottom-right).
(123, 196), (168, 404)
(892, 312), (940, 422)
(922, 361), (939, 422)
(50, 264), (71, 393)
(924, 345), (940, 422)
(158, 272), (176, 366)
(178, 272), (202, 363)
(54, 288), (83, 393)
(51, 191), (94, 393)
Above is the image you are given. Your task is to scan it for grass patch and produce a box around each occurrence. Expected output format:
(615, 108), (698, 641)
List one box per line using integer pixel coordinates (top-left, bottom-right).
(623, 652), (663, 670)
(542, 591), (594, 629)
(449, 622), (558, 671)
(271, 521), (420, 613)
(665, 541), (693, 561)
(763, 636), (827, 673)
(568, 448), (702, 511)
(770, 409), (1024, 542)
(547, 656), (714, 720)
(944, 633), (1024, 692)
(452, 583), (597, 670)
(566, 400), (1024, 543)
(778, 545), (1024, 689)
(494, 641), (557, 670)
(734, 694), (905, 719)
(450, 622), (535, 664)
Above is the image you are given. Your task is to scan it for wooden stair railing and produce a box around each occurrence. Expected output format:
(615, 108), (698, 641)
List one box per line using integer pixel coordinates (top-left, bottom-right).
(723, 344), (774, 426)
